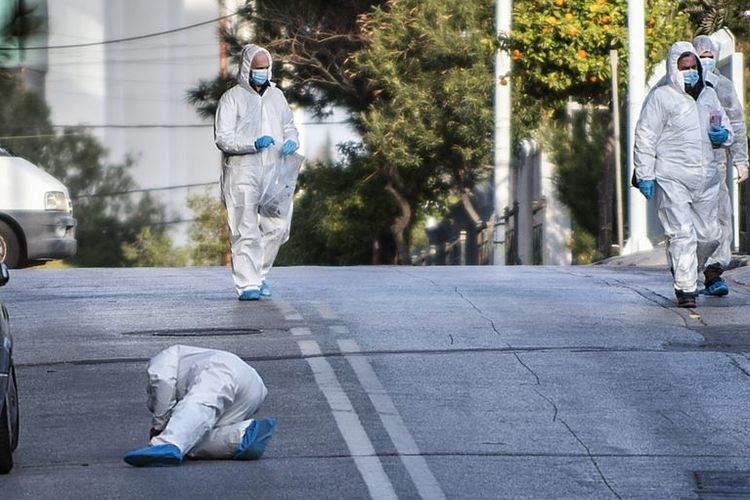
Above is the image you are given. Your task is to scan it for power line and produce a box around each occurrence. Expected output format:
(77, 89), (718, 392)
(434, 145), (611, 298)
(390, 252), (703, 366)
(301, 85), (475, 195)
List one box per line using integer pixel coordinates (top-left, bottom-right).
(77, 218), (200, 230)
(0, 120), (351, 136)
(72, 181), (220, 200)
(1, 9), (248, 51)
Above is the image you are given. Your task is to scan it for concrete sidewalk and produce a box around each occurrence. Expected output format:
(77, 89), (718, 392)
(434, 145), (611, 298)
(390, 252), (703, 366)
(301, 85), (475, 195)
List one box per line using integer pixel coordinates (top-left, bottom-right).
(597, 247), (750, 293)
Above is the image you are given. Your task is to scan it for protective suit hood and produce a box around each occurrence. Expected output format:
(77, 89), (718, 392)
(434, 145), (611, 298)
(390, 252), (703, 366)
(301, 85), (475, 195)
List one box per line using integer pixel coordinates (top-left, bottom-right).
(693, 35), (719, 84)
(693, 35), (719, 60)
(666, 41), (704, 95)
(238, 44), (274, 91)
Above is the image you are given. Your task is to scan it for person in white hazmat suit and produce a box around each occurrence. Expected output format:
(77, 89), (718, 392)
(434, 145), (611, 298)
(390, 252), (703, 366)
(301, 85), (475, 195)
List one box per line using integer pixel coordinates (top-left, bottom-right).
(692, 35), (749, 296)
(634, 42), (733, 308)
(123, 345), (276, 466)
(215, 44), (300, 301)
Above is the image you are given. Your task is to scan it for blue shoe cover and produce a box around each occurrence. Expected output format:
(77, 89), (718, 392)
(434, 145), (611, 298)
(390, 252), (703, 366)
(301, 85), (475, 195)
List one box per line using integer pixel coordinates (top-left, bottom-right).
(233, 417), (277, 460)
(239, 289), (261, 301)
(124, 444), (183, 467)
(260, 281), (271, 297)
(704, 278), (729, 297)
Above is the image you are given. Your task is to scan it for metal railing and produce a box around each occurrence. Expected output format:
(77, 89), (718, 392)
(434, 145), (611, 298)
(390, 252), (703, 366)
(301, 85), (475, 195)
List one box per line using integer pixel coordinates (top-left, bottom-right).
(415, 198), (546, 266)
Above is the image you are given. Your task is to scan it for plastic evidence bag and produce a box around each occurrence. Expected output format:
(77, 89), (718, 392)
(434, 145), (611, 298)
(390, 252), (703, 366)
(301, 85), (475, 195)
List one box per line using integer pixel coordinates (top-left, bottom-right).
(259, 152), (304, 218)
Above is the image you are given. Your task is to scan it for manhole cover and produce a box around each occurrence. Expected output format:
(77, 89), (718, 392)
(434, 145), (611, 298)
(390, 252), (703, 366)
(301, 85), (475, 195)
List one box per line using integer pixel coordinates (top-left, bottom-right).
(695, 470), (750, 496)
(123, 327), (263, 337)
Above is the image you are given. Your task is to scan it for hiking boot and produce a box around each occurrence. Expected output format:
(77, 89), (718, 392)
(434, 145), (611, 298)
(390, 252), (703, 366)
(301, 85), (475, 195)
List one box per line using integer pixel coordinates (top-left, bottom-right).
(675, 289), (697, 308)
(703, 263), (723, 285)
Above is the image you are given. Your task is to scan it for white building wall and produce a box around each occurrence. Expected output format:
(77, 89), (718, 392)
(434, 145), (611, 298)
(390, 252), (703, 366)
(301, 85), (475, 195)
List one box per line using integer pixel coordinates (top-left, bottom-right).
(540, 151), (572, 265)
(45, 0), (221, 245)
(43, 0), (359, 247)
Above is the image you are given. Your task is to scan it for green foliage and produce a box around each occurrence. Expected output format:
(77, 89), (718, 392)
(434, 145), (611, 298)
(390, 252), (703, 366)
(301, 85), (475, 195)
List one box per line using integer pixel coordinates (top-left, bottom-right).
(542, 109), (612, 238)
(188, 0), (382, 122)
(508, 0), (691, 139)
(0, 75), (168, 267)
(276, 144), (397, 265)
(186, 76), (236, 122)
(0, 1), (44, 64)
(569, 228), (598, 264)
(351, 0), (495, 260)
(683, 0), (750, 36)
(187, 193), (230, 266)
(122, 227), (188, 267)
(252, 0), (384, 118)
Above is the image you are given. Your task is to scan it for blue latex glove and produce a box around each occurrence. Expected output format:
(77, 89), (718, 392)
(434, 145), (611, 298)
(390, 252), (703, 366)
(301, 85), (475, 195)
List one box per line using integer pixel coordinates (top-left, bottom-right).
(638, 180), (654, 200)
(281, 139), (299, 156)
(254, 135), (275, 151)
(708, 125), (729, 146)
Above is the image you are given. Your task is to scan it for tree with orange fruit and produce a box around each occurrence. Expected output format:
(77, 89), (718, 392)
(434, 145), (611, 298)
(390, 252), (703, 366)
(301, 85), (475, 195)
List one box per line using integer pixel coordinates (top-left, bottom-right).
(504, 0), (691, 139)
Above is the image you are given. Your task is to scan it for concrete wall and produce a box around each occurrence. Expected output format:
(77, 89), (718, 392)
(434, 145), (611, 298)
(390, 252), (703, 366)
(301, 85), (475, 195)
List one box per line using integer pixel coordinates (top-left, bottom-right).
(42, 0), (360, 246)
(45, 0), (220, 244)
(513, 140), (572, 266)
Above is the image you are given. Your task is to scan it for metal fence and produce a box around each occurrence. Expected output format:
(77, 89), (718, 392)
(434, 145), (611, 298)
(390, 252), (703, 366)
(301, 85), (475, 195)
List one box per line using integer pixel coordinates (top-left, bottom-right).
(419, 198), (546, 266)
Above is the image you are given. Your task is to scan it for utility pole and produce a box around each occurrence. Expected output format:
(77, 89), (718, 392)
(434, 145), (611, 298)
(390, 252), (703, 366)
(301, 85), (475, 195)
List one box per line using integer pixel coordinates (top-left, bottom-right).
(493, 0), (512, 265)
(610, 49), (624, 252)
(219, 0), (230, 266)
(623, 0), (653, 254)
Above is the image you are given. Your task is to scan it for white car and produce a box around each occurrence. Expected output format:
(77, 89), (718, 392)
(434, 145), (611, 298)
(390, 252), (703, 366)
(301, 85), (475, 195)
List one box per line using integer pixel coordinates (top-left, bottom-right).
(0, 147), (77, 268)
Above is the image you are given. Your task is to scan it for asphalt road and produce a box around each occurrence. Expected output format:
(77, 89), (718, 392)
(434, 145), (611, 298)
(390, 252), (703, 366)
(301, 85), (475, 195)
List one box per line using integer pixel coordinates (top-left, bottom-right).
(0, 264), (749, 499)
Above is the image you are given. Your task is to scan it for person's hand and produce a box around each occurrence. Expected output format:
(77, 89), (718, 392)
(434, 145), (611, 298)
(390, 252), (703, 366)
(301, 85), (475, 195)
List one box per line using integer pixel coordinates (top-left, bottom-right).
(254, 136), (275, 151)
(638, 179), (654, 200)
(281, 139), (299, 156)
(735, 163), (749, 183)
(149, 428), (162, 440)
(708, 125), (729, 146)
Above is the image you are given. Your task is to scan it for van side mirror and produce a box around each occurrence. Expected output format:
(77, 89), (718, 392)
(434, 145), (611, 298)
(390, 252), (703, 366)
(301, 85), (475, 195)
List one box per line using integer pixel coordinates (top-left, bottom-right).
(0, 263), (8, 287)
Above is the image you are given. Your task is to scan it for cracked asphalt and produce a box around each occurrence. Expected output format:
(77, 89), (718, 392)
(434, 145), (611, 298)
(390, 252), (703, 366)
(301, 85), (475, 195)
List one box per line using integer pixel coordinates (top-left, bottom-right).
(0, 264), (749, 499)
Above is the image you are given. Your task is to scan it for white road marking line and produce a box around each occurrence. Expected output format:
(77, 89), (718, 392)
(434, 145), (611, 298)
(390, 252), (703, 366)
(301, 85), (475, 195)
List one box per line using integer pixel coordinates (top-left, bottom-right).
(275, 300), (303, 321)
(339, 339), (446, 500)
(315, 303), (338, 320)
(330, 325), (350, 335)
(290, 327), (312, 336)
(297, 340), (397, 500)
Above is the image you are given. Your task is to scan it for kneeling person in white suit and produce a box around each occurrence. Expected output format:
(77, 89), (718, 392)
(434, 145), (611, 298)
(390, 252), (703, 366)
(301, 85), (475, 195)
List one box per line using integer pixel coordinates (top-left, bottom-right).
(124, 345), (276, 466)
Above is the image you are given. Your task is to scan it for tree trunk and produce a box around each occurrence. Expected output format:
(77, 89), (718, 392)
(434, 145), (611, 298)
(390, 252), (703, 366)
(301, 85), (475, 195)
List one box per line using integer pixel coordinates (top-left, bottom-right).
(385, 181), (412, 265)
(461, 189), (484, 229)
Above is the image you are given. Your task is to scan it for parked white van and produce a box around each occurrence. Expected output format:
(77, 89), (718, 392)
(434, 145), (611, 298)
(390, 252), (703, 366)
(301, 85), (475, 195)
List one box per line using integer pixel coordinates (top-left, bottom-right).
(0, 147), (77, 268)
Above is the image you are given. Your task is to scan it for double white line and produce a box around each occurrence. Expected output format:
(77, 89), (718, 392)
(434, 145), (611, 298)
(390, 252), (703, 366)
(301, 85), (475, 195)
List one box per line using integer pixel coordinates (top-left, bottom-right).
(298, 338), (445, 500)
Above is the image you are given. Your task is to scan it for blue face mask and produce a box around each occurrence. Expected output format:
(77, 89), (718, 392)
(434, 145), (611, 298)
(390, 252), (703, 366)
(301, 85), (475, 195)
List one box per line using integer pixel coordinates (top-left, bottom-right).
(681, 69), (699, 89)
(251, 69), (269, 86)
(700, 57), (716, 75)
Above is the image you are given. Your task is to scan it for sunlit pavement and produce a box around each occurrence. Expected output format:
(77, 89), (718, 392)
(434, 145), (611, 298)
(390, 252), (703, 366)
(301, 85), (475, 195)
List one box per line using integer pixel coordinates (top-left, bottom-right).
(1, 264), (749, 499)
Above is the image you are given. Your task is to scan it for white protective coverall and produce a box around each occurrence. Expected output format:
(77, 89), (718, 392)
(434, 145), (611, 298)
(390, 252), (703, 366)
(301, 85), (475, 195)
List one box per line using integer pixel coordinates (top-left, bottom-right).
(215, 44), (299, 295)
(693, 35), (749, 271)
(148, 345), (268, 458)
(634, 42), (732, 293)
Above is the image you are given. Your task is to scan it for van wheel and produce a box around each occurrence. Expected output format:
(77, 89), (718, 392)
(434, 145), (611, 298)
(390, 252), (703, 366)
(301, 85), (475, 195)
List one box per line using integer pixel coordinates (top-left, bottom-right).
(0, 221), (21, 269)
(0, 393), (13, 474)
(9, 366), (18, 452)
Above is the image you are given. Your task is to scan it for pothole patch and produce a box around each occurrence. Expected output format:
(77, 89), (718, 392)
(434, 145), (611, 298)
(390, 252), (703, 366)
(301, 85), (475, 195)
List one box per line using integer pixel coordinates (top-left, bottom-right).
(665, 325), (750, 352)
